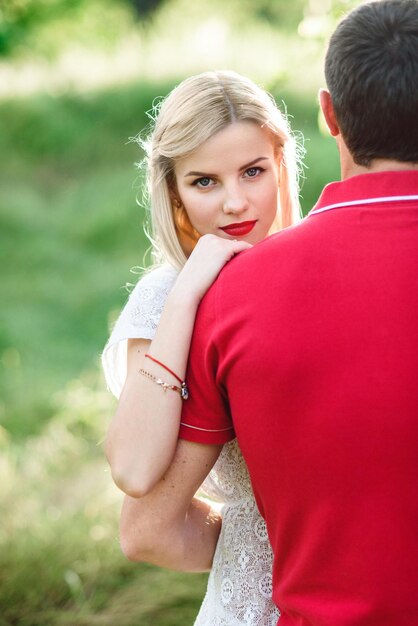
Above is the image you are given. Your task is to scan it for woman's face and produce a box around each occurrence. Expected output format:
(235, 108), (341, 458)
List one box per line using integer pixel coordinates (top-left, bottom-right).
(174, 121), (281, 245)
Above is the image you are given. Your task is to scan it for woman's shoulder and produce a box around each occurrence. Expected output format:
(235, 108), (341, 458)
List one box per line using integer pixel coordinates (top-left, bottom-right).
(122, 263), (179, 328)
(101, 263), (179, 398)
(104, 263), (179, 343)
(130, 263), (179, 296)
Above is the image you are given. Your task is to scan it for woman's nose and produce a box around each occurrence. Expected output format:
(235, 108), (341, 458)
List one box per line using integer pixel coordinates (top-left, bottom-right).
(222, 187), (249, 214)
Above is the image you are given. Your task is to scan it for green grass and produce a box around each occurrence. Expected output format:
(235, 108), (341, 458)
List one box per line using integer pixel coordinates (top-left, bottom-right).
(0, 371), (208, 625)
(0, 516), (208, 626)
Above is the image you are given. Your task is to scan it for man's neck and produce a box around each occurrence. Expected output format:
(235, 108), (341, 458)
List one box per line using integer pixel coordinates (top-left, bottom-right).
(342, 159), (418, 181)
(338, 140), (418, 180)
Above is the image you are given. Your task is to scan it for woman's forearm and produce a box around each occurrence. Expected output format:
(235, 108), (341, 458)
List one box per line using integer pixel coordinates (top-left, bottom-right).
(119, 440), (223, 572)
(120, 495), (222, 572)
(105, 286), (200, 497)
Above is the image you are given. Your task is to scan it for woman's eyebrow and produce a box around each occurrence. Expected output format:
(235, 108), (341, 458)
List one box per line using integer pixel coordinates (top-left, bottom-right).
(184, 170), (216, 178)
(239, 156), (269, 171)
(184, 156), (268, 179)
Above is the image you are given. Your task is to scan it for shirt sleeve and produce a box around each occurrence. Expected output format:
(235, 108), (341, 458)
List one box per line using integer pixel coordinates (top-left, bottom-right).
(179, 282), (235, 445)
(101, 264), (178, 398)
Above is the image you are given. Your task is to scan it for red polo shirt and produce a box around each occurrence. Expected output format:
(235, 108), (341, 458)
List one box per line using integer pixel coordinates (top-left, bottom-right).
(180, 170), (418, 626)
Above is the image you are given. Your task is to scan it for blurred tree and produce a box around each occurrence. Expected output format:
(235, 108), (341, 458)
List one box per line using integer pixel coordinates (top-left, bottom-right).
(0, 0), (363, 58)
(129, 0), (167, 19)
(241, 0), (306, 29)
(206, 0), (360, 33)
(0, 0), (140, 57)
(0, 0), (84, 56)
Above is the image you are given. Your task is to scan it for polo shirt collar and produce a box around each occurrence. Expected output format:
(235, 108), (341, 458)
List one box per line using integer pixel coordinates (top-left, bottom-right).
(310, 170), (418, 216)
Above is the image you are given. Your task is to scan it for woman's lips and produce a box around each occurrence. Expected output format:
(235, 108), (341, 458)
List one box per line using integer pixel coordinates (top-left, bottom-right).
(219, 220), (257, 237)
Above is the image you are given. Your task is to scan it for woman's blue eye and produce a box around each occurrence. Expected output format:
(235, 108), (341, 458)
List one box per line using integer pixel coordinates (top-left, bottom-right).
(193, 177), (212, 187)
(246, 167), (262, 177)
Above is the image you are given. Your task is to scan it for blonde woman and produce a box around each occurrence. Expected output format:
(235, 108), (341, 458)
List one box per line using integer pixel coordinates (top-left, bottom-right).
(102, 70), (302, 625)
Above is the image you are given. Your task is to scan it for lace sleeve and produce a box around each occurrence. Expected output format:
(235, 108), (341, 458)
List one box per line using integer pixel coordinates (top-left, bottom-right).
(102, 264), (178, 398)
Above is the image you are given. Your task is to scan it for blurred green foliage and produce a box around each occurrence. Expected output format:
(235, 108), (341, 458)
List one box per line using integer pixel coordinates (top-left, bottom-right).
(0, 80), (171, 438)
(0, 0), (361, 59)
(0, 0), (136, 58)
(0, 0), (83, 56)
(238, 0), (305, 28)
(130, 0), (168, 18)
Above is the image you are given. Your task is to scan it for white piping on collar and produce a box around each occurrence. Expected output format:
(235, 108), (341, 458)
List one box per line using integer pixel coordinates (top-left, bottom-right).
(180, 421), (233, 433)
(309, 194), (418, 216)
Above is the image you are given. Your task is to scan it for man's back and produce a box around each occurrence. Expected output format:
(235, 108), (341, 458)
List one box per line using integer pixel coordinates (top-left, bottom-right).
(180, 170), (418, 625)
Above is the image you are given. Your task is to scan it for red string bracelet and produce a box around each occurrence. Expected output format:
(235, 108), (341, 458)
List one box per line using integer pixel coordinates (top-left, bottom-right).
(145, 354), (189, 400)
(145, 354), (182, 383)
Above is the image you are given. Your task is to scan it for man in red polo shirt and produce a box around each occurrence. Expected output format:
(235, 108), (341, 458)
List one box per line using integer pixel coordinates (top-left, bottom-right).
(121, 1), (418, 624)
(178, 1), (418, 623)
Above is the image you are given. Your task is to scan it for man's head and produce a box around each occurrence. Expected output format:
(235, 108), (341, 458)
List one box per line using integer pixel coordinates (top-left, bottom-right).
(323, 0), (418, 167)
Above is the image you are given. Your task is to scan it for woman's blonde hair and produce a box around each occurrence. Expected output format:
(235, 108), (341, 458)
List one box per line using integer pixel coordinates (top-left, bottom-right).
(138, 70), (302, 270)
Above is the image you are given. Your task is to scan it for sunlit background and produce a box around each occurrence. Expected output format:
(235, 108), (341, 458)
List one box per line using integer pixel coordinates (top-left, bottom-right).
(0, 1), (363, 624)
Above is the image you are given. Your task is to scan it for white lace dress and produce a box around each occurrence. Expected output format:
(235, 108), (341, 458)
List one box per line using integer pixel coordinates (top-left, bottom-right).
(102, 264), (280, 626)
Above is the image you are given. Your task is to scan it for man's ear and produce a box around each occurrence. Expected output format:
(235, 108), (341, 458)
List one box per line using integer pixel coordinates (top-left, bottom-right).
(319, 89), (340, 137)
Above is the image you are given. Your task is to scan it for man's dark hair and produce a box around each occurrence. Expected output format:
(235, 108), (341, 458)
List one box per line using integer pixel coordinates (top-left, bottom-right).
(325, 0), (418, 166)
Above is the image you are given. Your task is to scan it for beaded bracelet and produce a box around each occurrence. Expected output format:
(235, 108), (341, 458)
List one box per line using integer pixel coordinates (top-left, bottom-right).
(138, 369), (189, 399)
(141, 354), (189, 400)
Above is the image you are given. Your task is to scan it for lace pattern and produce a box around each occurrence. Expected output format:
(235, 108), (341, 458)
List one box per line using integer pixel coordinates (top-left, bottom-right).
(195, 440), (279, 625)
(129, 279), (171, 333)
(102, 265), (279, 624)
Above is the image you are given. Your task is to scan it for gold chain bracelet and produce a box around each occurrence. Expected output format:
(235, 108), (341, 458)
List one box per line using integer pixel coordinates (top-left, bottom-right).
(139, 369), (189, 400)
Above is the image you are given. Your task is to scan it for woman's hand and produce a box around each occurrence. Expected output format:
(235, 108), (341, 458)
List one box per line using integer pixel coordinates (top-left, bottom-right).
(172, 234), (252, 304)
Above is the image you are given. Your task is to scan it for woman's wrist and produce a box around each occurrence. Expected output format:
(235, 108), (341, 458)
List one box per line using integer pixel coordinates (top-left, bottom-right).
(165, 282), (201, 310)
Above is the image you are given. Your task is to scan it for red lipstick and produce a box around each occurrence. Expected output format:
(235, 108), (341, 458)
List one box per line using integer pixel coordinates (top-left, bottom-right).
(219, 220), (257, 237)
